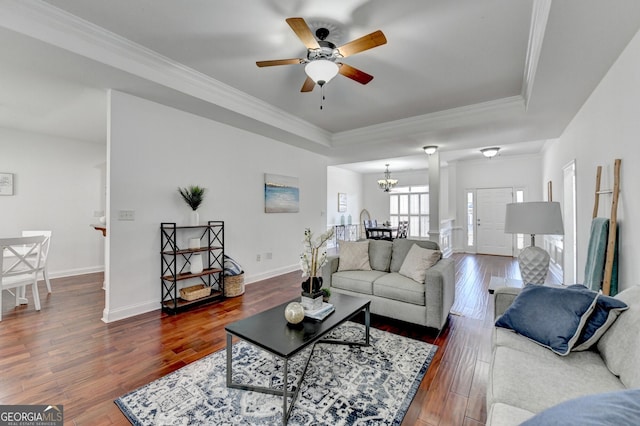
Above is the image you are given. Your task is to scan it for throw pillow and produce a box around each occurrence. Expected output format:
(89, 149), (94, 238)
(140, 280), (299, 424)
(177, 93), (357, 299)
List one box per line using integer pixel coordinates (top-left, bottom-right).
(337, 240), (372, 272)
(223, 254), (243, 276)
(565, 284), (629, 351)
(521, 388), (640, 426)
(495, 284), (598, 355)
(398, 244), (442, 284)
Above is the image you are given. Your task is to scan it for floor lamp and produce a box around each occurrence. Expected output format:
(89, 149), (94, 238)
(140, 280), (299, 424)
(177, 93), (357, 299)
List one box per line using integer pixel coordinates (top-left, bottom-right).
(505, 202), (564, 284)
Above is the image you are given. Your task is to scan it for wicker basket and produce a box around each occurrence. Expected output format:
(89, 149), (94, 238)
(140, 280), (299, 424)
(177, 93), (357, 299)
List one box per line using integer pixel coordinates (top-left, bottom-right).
(224, 273), (245, 297)
(180, 284), (211, 301)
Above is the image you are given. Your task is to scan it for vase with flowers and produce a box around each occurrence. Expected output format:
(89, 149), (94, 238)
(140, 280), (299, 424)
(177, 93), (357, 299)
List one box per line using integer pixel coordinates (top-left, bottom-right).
(299, 227), (334, 310)
(178, 185), (206, 226)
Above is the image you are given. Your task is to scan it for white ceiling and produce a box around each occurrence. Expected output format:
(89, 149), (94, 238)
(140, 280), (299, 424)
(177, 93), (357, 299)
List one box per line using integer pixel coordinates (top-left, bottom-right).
(2, 0), (640, 171)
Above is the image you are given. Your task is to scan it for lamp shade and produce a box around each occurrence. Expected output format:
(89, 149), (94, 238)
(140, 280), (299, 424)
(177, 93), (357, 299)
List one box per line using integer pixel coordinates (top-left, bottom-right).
(305, 60), (339, 85)
(505, 202), (564, 235)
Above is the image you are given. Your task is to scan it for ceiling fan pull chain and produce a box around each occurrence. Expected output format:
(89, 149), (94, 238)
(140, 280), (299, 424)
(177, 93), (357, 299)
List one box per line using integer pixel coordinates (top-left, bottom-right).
(320, 84), (326, 110)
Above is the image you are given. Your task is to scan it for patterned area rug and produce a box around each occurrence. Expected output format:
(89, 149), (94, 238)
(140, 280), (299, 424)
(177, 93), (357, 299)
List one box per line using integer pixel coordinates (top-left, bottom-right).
(115, 322), (437, 425)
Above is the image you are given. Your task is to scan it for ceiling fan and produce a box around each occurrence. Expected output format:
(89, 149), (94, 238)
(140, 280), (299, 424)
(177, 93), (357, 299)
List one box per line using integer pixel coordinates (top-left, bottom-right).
(257, 17), (387, 92)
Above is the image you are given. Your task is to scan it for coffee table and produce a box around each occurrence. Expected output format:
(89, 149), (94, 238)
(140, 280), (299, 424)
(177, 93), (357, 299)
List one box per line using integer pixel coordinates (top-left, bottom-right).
(225, 292), (371, 425)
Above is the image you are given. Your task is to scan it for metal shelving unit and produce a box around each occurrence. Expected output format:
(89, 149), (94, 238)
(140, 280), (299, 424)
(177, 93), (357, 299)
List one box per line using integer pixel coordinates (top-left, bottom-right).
(160, 221), (224, 313)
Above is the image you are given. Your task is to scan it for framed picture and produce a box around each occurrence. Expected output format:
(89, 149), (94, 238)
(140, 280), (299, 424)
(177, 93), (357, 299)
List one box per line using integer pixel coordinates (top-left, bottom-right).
(0, 173), (14, 196)
(264, 173), (299, 213)
(338, 193), (347, 212)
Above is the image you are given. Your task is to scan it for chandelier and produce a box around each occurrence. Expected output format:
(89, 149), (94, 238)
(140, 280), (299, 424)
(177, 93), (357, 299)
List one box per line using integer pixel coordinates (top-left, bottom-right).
(377, 164), (398, 192)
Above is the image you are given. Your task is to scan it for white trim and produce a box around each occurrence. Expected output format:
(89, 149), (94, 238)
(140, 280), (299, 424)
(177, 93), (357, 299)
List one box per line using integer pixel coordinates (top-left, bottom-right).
(332, 96), (525, 147)
(0, 0), (332, 149)
(102, 300), (157, 323)
(244, 264), (301, 285)
(49, 266), (104, 279)
(522, 0), (552, 110)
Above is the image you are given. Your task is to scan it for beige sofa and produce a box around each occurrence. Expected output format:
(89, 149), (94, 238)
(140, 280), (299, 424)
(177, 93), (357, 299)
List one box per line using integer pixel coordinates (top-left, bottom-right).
(487, 285), (640, 425)
(321, 238), (455, 330)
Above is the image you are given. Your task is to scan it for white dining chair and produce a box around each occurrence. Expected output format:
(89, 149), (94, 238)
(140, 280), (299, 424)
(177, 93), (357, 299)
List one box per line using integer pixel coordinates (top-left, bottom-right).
(1, 235), (46, 321)
(21, 230), (52, 293)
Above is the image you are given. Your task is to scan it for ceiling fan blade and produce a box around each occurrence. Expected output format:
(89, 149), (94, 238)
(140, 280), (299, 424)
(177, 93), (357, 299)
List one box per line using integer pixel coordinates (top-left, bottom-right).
(256, 58), (303, 67)
(286, 17), (320, 49)
(338, 63), (374, 85)
(337, 30), (387, 58)
(301, 77), (315, 92)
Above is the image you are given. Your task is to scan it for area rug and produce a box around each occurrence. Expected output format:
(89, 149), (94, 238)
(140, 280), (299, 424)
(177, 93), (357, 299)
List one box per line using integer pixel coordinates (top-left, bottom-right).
(115, 322), (437, 425)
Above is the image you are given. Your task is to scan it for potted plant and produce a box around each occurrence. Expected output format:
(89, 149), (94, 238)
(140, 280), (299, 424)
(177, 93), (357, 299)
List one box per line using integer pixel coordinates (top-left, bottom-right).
(300, 227), (334, 309)
(178, 185), (206, 226)
(320, 287), (331, 302)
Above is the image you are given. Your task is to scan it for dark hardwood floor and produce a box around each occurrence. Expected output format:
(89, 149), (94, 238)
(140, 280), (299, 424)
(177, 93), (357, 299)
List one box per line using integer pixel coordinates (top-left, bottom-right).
(0, 254), (556, 425)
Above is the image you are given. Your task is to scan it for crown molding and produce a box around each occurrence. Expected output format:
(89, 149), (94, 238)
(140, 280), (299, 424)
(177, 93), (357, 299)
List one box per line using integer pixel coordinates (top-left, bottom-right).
(332, 96), (526, 147)
(522, 0), (552, 110)
(0, 0), (332, 148)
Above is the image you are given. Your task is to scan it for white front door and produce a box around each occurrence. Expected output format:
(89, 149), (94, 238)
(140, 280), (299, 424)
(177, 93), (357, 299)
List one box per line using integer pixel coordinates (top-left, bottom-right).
(476, 187), (513, 256)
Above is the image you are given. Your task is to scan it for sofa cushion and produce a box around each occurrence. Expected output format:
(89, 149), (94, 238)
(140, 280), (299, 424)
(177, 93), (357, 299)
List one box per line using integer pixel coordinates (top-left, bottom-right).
(597, 285), (640, 388)
(493, 327), (617, 366)
(521, 388), (640, 426)
(337, 240), (372, 271)
(331, 270), (386, 295)
(564, 285), (629, 351)
(368, 239), (393, 272)
(495, 284), (598, 355)
(398, 244), (441, 283)
(488, 345), (625, 414)
(373, 272), (425, 306)
(390, 239), (440, 272)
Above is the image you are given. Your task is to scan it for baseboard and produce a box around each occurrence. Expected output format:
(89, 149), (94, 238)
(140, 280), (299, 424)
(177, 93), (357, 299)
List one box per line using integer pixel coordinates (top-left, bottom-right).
(100, 264), (301, 322)
(50, 265), (105, 279)
(244, 264), (300, 285)
(102, 300), (158, 323)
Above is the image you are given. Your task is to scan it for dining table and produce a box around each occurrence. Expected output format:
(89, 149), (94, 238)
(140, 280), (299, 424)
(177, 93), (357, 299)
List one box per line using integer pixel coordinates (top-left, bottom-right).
(365, 225), (397, 240)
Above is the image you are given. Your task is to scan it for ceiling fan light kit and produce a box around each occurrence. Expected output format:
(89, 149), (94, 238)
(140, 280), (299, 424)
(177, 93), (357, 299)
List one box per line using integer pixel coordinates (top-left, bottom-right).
(257, 17), (387, 97)
(304, 60), (339, 86)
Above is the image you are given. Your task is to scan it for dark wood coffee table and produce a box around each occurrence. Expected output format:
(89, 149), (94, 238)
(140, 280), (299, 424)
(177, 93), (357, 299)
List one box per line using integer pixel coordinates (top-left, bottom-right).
(225, 292), (371, 425)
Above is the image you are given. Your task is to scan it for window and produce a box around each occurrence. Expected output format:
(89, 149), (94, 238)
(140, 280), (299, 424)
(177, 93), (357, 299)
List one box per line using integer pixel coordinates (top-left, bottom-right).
(390, 186), (429, 238)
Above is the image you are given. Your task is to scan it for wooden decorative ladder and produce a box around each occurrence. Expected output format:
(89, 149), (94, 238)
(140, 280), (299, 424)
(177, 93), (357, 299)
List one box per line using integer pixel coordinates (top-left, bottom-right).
(592, 158), (621, 295)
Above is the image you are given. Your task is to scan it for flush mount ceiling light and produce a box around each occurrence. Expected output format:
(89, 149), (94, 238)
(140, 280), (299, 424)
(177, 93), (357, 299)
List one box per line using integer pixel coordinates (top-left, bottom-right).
(377, 164), (398, 192)
(304, 59), (340, 86)
(480, 147), (500, 158)
(423, 145), (438, 155)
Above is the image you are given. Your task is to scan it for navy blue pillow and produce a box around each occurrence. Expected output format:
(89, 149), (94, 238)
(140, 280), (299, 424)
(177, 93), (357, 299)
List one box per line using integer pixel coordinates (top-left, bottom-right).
(521, 388), (640, 425)
(565, 284), (628, 351)
(495, 284), (598, 355)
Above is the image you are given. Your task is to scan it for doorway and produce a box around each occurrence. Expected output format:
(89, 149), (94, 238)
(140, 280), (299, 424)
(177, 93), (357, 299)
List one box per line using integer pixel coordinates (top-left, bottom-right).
(476, 187), (513, 256)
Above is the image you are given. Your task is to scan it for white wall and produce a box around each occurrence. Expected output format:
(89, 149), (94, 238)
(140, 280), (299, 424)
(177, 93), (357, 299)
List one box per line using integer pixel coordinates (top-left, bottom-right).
(542, 27), (640, 292)
(0, 127), (105, 276)
(105, 91), (328, 321)
(454, 155), (543, 252)
(326, 166), (363, 228)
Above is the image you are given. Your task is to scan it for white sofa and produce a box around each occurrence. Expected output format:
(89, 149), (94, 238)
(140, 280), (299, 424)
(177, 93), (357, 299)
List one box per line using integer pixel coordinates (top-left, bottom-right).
(487, 285), (640, 425)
